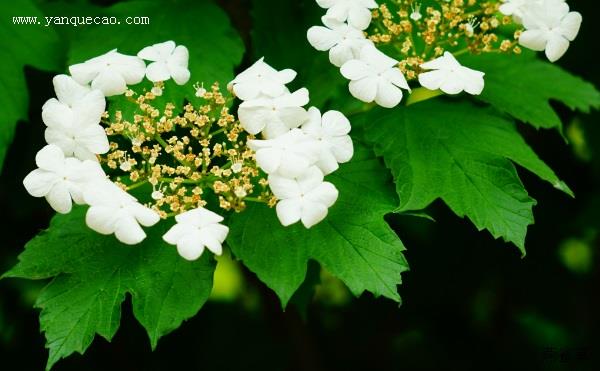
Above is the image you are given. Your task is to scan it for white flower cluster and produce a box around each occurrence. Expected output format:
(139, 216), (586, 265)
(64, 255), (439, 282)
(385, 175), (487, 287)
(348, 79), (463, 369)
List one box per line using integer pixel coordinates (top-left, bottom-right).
(23, 41), (230, 261)
(500, 0), (582, 62)
(229, 58), (354, 228)
(307, 0), (486, 108)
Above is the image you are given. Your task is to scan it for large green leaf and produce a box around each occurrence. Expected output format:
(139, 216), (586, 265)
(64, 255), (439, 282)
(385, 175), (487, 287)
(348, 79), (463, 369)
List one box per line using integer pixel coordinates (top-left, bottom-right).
(0, 0), (63, 171)
(461, 52), (600, 130)
(364, 100), (572, 254)
(3, 207), (216, 370)
(227, 143), (408, 306)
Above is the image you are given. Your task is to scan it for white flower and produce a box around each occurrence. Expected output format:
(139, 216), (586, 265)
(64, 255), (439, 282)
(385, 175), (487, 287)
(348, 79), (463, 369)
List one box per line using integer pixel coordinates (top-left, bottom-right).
(519, 3), (581, 62)
(269, 166), (339, 228)
(228, 57), (297, 100)
(83, 180), (160, 245)
(23, 144), (105, 214)
(410, 2), (423, 21)
(42, 75), (109, 161)
(163, 208), (229, 261)
(137, 40), (190, 85)
(418, 52), (485, 95)
(69, 49), (145, 96)
(307, 16), (371, 67)
(248, 129), (320, 178)
(238, 88), (310, 138)
(340, 44), (410, 108)
(316, 0), (378, 30)
(302, 107), (353, 175)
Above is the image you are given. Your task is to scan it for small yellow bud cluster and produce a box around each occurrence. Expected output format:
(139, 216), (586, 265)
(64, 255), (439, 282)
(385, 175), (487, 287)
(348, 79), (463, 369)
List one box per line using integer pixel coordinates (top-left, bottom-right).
(100, 82), (273, 219)
(369, 0), (523, 79)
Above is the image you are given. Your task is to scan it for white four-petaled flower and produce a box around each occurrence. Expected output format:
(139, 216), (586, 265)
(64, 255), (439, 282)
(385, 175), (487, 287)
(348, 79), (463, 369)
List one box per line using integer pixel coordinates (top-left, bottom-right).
(519, 1), (581, 62)
(163, 208), (229, 261)
(341, 44), (410, 108)
(248, 129), (320, 178)
(23, 144), (105, 214)
(269, 166), (339, 228)
(238, 88), (310, 138)
(316, 0), (378, 30)
(418, 52), (485, 95)
(84, 180), (160, 245)
(137, 40), (191, 85)
(69, 49), (145, 96)
(42, 75), (109, 161)
(307, 16), (371, 67)
(228, 57), (297, 100)
(302, 107), (353, 175)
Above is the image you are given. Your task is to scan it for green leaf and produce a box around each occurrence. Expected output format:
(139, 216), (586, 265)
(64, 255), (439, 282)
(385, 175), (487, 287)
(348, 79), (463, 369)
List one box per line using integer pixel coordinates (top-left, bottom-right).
(461, 52), (600, 130)
(3, 207), (215, 370)
(227, 143), (408, 306)
(364, 99), (572, 254)
(0, 0), (63, 171)
(250, 0), (348, 107)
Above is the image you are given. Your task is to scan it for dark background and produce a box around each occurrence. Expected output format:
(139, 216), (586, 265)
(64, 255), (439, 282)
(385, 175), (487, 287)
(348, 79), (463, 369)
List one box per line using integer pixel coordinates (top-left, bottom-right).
(1, 0), (599, 370)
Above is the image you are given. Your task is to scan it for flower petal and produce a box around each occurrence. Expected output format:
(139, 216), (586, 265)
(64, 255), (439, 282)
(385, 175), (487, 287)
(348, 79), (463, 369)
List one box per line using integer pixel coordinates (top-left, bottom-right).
(198, 228), (224, 255)
(276, 198), (303, 226)
(114, 215), (146, 245)
(255, 148), (283, 174)
(561, 12), (582, 41)
(91, 70), (127, 96)
(307, 25), (339, 51)
(169, 65), (191, 85)
(176, 231), (205, 260)
(329, 135), (354, 163)
(519, 29), (548, 52)
(300, 201), (329, 228)
(375, 80), (403, 108)
(42, 99), (74, 129)
(53, 75), (91, 106)
(268, 174), (301, 199)
(340, 59), (370, 80)
(545, 33), (570, 62)
(86, 205), (118, 234)
(418, 70), (447, 91)
(23, 169), (57, 197)
(35, 144), (65, 172)
(77, 124), (110, 154)
(347, 5), (371, 30)
(349, 77), (377, 103)
(46, 183), (73, 214)
(305, 181), (339, 208)
(163, 223), (196, 244)
(130, 203), (160, 227)
(145, 61), (171, 82)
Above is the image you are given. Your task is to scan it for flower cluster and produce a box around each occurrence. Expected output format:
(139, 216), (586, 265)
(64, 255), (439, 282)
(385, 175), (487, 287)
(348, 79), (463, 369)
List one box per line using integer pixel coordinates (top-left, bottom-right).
(230, 59), (354, 228)
(23, 42), (353, 261)
(307, 0), (582, 108)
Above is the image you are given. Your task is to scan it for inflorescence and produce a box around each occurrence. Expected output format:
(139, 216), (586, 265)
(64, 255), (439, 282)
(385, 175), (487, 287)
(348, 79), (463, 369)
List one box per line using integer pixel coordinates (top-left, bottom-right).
(308, 0), (583, 107)
(102, 83), (274, 218)
(23, 41), (354, 261)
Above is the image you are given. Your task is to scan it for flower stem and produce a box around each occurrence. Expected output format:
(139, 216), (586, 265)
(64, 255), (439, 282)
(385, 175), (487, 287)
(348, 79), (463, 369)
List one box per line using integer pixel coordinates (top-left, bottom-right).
(244, 197), (267, 204)
(406, 87), (445, 106)
(209, 127), (226, 137)
(126, 180), (149, 191)
(159, 176), (217, 185)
